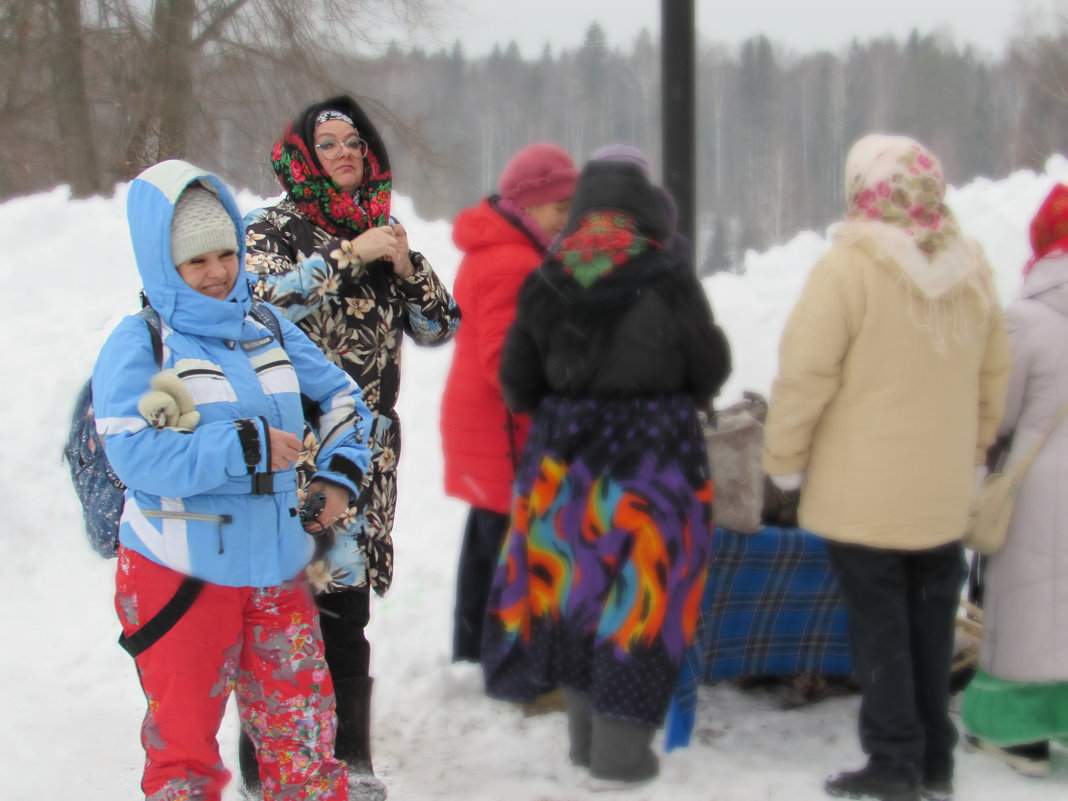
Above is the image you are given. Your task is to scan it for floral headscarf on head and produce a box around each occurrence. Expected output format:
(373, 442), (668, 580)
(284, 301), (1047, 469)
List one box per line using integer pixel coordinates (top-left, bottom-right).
(555, 211), (660, 288)
(1024, 183), (1068, 279)
(845, 134), (961, 260)
(837, 133), (996, 354)
(271, 94), (392, 239)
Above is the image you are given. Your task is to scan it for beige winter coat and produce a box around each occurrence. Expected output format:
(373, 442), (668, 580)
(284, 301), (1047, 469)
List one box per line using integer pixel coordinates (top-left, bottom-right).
(980, 254), (1068, 682)
(763, 232), (1012, 550)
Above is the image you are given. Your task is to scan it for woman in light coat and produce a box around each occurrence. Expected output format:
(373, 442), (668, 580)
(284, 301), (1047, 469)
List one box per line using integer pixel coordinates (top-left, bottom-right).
(763, 134), (1011, 801)
(961, 183), (1068, 777)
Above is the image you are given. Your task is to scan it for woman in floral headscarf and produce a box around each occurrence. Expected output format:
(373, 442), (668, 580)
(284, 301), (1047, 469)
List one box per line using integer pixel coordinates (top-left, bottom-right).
(960, 183), (1068, 779)
(483, 155), (731, 789)
(763, 134), (1012, 801)
(243, 95), (460, 800)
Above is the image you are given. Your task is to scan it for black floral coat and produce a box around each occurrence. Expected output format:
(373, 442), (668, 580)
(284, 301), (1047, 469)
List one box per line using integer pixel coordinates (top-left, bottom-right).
(246, 95), (460, 595)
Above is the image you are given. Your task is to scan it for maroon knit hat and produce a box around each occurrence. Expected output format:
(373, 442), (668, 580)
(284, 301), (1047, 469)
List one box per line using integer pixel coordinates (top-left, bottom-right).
(498, 143), (578, 208)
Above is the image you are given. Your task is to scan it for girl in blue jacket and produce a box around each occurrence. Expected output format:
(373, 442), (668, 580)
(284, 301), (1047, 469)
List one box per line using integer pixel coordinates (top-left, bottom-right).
(92, 160), (372, 801)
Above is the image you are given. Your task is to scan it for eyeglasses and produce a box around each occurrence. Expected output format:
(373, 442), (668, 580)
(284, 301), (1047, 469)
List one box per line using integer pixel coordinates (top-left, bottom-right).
(314, 136), (368, 160)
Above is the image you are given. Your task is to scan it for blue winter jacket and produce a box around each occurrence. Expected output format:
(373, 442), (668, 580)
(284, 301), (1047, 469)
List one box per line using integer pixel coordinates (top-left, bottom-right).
(92, 160), (373, 587)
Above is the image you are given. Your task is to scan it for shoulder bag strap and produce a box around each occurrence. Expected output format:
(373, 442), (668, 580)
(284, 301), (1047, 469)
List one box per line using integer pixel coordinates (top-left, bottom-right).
(117, 576), (205, 658)
(1011, 398), (1068, 477)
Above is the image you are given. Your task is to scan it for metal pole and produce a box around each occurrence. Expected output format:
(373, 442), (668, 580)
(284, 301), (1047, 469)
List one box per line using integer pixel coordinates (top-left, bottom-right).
(661, 0), (696, 264)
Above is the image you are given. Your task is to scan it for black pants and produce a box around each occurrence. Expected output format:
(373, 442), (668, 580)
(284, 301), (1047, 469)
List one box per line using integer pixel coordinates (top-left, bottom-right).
(316, 585), (371, 680)
(826, 539), (966, 784)
(453, 507), (511, 662)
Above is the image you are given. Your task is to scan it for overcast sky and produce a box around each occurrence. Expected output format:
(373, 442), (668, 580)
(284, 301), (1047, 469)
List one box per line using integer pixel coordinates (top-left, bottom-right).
(394, 0), (1058, 59)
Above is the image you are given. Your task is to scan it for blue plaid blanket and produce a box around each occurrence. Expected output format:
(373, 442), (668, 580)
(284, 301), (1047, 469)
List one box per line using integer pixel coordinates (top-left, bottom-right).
(665, 526), (853, 750)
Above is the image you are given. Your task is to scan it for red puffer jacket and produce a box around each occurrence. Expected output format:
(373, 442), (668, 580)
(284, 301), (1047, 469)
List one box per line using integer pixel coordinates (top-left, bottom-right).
(441, 198), (544, 512)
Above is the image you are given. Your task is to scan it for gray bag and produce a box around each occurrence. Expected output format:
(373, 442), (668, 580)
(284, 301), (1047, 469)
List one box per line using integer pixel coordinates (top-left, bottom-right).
(703, 391), (768, 533)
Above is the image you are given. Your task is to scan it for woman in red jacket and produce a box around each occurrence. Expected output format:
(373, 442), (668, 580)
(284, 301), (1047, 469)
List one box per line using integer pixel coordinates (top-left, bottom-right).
(441, 143), (578, 662)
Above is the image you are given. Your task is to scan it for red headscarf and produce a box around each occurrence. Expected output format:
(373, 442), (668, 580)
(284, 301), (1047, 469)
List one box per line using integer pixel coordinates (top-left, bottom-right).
(1025, 183), (1068, 279)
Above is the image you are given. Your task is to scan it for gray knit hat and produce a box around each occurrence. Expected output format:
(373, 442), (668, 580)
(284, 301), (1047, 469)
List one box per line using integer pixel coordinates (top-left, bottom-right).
(170, 185), (238, 266)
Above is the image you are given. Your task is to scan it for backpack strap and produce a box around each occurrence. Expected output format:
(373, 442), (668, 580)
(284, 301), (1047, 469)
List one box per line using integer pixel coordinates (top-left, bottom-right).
(250, 301), (284, 348)
(1009, 398), (1068, 478)
(135, 306), (164, 367)
(118, 576), (205, 658)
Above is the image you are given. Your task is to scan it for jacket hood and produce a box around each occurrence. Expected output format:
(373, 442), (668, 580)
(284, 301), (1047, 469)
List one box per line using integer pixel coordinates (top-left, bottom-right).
(1022, 252), (1068, 317)
(127, 160), (251, 340)
(452, 197), (545, 255)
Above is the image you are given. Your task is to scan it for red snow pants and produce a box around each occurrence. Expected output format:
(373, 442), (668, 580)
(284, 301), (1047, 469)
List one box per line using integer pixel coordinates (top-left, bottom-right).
(115, 547), (348, 801)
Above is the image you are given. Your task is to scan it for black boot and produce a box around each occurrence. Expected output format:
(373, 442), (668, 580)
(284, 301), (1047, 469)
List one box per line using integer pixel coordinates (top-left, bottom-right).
(237, 727), (262, 799)
(334, 676), (387, 800)
(589, 714), (659, 787)
(563, 689), (593, 768)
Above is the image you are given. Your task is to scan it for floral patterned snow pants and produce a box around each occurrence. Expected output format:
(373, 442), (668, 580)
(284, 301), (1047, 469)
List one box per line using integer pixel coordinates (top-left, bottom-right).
(115, 547), (348, 801)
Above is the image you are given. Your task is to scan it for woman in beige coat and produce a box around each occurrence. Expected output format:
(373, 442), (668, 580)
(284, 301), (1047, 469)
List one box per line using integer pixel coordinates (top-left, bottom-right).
(763, 134), (1011, 801)
(961, 183), (1068, 777)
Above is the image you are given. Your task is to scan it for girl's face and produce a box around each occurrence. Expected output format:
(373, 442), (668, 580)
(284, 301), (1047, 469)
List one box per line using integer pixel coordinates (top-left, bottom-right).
(176, 249), (239, 300)
(314, 119), (366, 194)
(525, 199), (572, 238)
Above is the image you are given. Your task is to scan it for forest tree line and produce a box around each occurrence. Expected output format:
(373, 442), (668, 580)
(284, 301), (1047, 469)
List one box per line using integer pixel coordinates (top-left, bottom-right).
(4, 1), (1068, 274)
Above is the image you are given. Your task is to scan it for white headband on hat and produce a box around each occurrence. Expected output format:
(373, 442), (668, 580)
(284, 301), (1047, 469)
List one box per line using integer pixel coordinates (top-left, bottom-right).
(315, 109), (355, 128)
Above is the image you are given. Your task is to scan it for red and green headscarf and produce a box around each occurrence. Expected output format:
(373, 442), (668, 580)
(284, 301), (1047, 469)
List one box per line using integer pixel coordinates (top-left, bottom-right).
(556, 211), (659, 288)
(271, 94), (392, 238)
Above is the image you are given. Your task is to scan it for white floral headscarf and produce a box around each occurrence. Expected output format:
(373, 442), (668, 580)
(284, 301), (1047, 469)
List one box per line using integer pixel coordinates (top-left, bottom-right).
(844, 134), (961, 260)
(836, 134), (996, 354)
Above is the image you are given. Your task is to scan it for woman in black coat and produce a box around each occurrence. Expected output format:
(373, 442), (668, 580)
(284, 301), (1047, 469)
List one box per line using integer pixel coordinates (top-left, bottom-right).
(482, 156), (731, 788)
(243, 93), (460, 801)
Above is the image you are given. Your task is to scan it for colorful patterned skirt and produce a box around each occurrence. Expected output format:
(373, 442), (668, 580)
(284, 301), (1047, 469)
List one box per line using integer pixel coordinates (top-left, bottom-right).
(481, 395), (714, 726)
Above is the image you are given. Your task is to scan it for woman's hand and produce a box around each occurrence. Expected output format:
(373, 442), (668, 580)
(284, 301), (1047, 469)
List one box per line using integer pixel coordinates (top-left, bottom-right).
(267, 427), (302, 471)
(350, 226), (399, 265)
(350, 224), (414, 278)
(303, 480), (352, 531)
(390, 222), (415, 278)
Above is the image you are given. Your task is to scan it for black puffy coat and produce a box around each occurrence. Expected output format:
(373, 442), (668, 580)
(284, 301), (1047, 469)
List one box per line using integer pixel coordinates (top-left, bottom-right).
(500, 248), (730, 412)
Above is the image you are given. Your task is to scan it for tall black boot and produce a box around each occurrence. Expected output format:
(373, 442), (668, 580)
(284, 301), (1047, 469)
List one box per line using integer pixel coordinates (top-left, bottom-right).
(563, 689), (593, 767)
(237, 727), (262, 799)
(334, 676), (387, 800)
